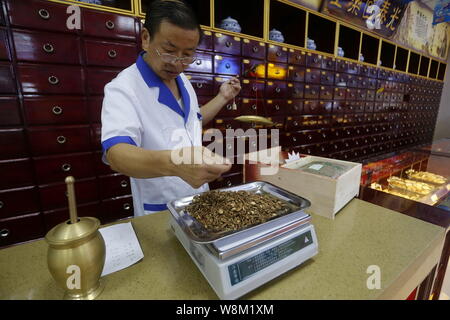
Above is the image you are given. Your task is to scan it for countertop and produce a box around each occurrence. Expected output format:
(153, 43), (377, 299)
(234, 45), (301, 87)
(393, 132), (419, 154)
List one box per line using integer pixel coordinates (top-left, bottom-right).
(0, 199), (445, 300)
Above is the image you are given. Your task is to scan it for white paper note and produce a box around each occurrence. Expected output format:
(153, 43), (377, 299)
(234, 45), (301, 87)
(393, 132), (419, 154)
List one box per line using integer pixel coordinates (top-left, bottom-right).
(99, 222), (144, 277)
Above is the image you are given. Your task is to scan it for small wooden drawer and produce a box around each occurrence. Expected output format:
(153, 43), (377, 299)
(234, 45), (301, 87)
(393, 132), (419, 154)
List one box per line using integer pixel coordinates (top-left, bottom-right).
(185, 51), (213, 74)
(321, 56), (336, 71)
(186, 74), (214, 96)
(286, 100), (303, 115)
(288, 49), (306, 66)
(0, 187), (40, 219)
(267, 44), (288, 63)
(0, 129), (28, 160)
(287, 82), (304, 99)
(24, 97), (88, 125)
(7, 0), (78, 33)
(242, 39), (266, 59)
(346, 75), (359, 88)
(306, 53), (322, 68)
(241, 58), (265, 78)
(28, 125), (91, 156)
(265, 99), (287, 116)
(304, 85), (320, 99)
(319, 86), (333, 100)
(304, 68), (321, 84)
(320, 71), (334, 85)
(39, 178), (99, 211)
(0, 97), (21, 126)
(99, 174), (131, 199)
(197, 30), (213, 51)
(100, 196), (134, 224)
(356, 89), (367, 101)
(239, 98), (262, 115)
(0, 159), (35, 190)
(82, 9), (136, 41)
(18, 64), (84, 94)
(214, 54), (241, 75)
(214, 33), (241, 56)
(238, 79), (265, 98)
(84, 39), (137, 68)
(0, 64), (16, 94)
(85, 68), (120, 95)
(265, 81), (287, 99)
(0, 29), (10, 61)
(0, 212), (44, 248)
(33, 152), (95, 185)
(287, 65), (305, 82)
(13, 30), (81, 64)
(303, 100), (322, 115)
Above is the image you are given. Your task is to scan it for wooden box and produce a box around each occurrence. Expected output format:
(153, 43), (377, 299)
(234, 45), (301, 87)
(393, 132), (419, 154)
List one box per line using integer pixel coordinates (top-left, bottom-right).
(244, 148), (362, 219)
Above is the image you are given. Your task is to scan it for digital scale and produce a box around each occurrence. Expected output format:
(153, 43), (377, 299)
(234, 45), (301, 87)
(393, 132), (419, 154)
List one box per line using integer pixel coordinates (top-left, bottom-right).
(168, 182), (319, 300)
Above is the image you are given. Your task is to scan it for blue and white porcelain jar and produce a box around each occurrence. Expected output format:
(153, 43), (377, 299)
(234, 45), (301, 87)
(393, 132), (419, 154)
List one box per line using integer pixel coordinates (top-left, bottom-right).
(269, 29), (285, 43)
(219, 17), (242, 33)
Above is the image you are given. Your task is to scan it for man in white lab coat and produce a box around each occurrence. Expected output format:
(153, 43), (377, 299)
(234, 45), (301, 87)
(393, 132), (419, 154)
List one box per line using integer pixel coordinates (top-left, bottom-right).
(101, 0), (241, 216)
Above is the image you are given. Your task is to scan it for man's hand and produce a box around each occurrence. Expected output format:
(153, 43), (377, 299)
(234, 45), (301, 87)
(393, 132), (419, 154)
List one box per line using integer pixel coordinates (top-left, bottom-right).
(171, 146), (232, 189)
(218, 77), (241, 101)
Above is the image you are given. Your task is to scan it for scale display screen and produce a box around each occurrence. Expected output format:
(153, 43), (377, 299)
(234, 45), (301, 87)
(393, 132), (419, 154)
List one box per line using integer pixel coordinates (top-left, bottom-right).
(228, 231), (312, 286)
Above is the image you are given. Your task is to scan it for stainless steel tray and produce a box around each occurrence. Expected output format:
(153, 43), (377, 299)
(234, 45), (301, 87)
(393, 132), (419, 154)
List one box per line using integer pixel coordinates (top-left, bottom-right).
(167, 181), (311, 244)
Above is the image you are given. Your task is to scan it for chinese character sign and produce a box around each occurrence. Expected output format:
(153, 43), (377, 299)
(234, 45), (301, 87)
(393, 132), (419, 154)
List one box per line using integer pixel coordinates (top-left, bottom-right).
(433, 0), (450, 25)
(322, 0), (409, 37)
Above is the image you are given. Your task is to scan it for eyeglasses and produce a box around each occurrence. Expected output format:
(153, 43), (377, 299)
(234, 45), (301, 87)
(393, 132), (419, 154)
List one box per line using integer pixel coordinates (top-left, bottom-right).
(155, 48), (197, 66)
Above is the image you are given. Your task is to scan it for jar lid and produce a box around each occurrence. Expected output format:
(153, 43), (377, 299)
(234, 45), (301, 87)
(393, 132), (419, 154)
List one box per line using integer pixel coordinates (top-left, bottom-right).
(45, 217), (100, 246)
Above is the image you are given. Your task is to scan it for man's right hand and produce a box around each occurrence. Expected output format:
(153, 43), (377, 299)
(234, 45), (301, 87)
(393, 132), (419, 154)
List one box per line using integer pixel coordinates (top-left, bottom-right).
(171, 146), (232, 189)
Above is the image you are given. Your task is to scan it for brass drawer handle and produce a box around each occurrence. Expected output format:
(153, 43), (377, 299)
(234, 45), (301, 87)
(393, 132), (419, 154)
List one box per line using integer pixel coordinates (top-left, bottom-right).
(225, 41), (232, 47)
(38, 8), (50, 20)
(61, 163), (71, 172)
(252, 46), (259, 53)
(225, 63), (231, 69)
(276, 51), (282, 57)
(108, 49), (117, 59)
(275, 87), (281, 93)
(52, 106), (63, 115)
(226, 104), (232, 110)
(252, 86), (258, 91)
(48, 76), (59, 85)
(226, 180), (233, 187)
(120, 180), (128, 188)
(195, 59), (202, 65)
(0, 229), (10, 238)
(106, 20), (115, 30)
(43, 43), (54, 53)
(275, 105), (280, 110)
(251, 104), (257, 110)
(196, 83), (203, 88)
(123, 203), (131, 211)
(57, 135), (66, 144)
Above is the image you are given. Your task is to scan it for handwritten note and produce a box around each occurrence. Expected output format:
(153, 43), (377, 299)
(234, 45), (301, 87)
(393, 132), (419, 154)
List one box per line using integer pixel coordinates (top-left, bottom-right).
(99, 222), (144, 277)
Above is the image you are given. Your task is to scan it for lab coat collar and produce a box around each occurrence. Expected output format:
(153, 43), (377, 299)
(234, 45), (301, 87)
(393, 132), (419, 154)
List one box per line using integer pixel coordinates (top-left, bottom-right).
(136, 52), (190, 124)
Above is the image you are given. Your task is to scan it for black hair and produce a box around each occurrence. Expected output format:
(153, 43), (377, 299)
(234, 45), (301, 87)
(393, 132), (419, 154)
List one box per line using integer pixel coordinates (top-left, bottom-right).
(143, 0), (202, 44)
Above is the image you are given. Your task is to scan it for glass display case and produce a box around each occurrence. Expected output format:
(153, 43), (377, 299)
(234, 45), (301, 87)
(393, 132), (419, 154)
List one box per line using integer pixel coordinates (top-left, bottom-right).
(361, 149), (450, 208)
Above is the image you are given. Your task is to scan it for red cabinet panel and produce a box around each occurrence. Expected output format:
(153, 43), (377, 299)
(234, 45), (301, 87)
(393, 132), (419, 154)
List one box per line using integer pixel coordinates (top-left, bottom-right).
(267, 44), (288, 63)
(0, 187), (40, 219)
(85, 68), (120, 95)
(0, 97), (21, 126)
(288, 49), (306, 66)
(33, 152), (95, 185)
(13, 30), (81, 64)
(82, 9), (136, 41)
(28, 125), (91, 156)
(0, 29), (10, 61)
(24, 97), (88, 125)
(186, 73), (214, 96)
(0, 64), (16, 94)
(0, 159), (35, 190)
(214, 33), (241, 55)
(84, 39), (137, 67)
(214, 54), (241, 75)
(6, 0), (78, 33)
(39, 178), (99, 211)
(242, 39), (266, 60)
(0, 129), (28, 160)
(99, 174), (131, 199)
(185, 51), (213, 74)
(18, 64), (84, 94)
(0, 212), (44, 248)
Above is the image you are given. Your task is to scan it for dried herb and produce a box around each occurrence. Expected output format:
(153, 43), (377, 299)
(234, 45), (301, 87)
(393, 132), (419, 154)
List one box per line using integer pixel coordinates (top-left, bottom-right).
(186, 190), (291, 233)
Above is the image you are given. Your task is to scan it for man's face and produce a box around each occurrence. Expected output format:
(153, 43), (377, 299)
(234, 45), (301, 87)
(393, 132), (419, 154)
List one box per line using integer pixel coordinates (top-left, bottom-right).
(142, 20), (200, 82)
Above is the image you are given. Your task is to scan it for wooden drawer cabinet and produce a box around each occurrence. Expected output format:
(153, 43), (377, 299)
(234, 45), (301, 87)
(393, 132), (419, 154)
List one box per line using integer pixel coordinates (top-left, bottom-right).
(242, 39), (266, 60)
(18, 64), (84, 94)
(0, 212), (44, 247)
(28, 125), (92, 156)
(99, 174), (131, 199)
(0, 187), (40, 219)
(0, 159), (35, 190)
(0, 97), (21, 126)
(214, 33), (241, 56)
(24, 97), (88, 125)
(267, 44), (288, 63)
(33, 152), (95, 185)
(240, 79), (265, 98)
(288, 49), (306, 66)
(84, 39), (137, 67)
(12, 30), (81, 64)
(0, 64), (16, 93)
(0, 129), (28, 160)
(85, 68), (121, 95)
(39, 178), (99, 211)
(6, 0), (78, 33)
(82, 10), (136, 41)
